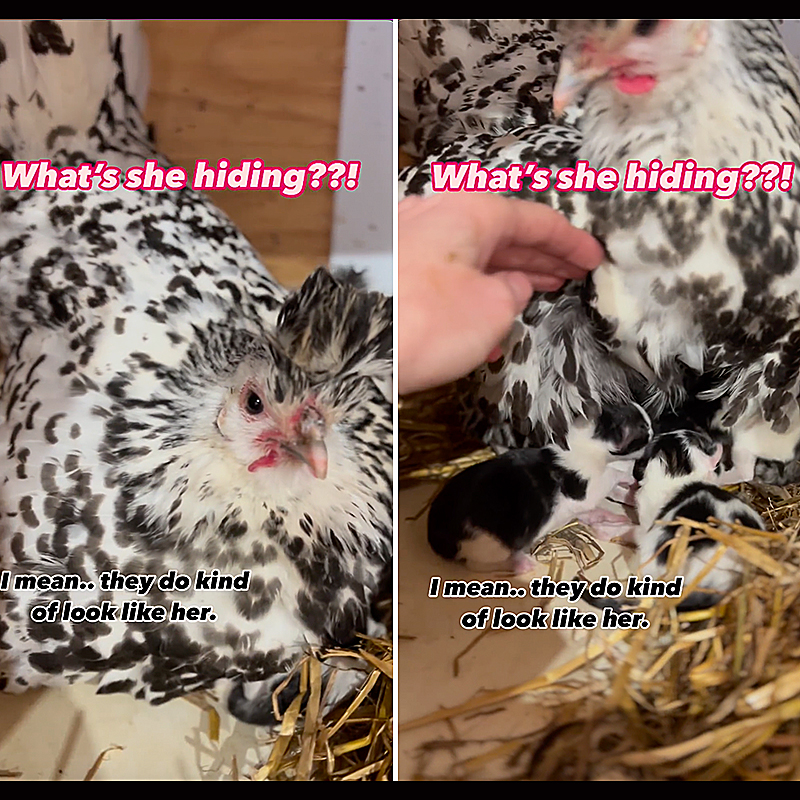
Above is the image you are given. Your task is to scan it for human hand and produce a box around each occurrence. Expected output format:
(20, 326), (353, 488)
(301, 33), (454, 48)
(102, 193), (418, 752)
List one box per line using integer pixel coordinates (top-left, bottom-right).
(398, 193), (604, 395)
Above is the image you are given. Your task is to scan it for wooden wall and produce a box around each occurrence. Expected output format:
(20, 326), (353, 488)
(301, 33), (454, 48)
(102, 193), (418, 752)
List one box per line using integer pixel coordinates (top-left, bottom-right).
(143, 20), (347, 287)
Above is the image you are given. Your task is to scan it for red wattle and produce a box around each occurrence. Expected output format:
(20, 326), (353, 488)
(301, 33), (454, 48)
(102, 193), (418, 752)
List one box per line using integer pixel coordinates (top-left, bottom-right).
(614, 73), (657, 95)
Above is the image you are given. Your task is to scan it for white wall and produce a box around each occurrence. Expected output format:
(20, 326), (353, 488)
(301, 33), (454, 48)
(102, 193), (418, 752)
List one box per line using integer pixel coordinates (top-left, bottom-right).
(781, 19), (800, 62)
(330, 20), (394, 295)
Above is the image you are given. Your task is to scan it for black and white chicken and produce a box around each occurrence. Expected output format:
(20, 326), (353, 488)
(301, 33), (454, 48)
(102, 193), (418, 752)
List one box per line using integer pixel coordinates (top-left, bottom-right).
(0, 20), (392, 726)
(399, 19), (563, 159)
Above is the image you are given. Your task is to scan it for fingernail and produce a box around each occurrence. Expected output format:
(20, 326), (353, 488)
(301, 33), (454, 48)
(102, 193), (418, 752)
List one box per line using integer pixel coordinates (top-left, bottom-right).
(487, 345), (503, 362)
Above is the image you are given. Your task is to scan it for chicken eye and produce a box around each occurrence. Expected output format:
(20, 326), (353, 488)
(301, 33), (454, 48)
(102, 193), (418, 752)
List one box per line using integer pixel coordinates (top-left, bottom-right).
(245, 391), (264, 415)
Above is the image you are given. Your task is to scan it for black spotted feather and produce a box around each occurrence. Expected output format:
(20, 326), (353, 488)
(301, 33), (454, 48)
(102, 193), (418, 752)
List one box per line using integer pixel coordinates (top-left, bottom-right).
(0, 20), (392, 726)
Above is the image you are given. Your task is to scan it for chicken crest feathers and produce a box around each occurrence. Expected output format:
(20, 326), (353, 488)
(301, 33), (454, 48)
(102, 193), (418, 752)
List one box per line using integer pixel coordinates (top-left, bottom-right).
(277, 267), (392, 383)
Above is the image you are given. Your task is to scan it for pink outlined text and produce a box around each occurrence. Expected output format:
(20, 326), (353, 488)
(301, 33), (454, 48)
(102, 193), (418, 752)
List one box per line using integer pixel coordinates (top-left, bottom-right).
(0, 159), (362, 197)
(430, 159), (796, 199)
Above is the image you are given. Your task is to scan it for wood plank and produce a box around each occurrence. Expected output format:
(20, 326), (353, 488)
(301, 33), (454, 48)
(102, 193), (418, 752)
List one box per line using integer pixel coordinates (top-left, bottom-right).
(142, 20), (347, 287)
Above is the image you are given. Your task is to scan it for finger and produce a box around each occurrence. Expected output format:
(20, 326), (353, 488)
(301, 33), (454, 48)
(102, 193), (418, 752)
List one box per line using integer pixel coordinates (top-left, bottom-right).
(525, 273), (566, 292)
(398, 266), (530, 394)
(397, 195), (426, 214)
(400, 194), (601, 270)
(506, 200), (605, 269)
(465, 196), (604, 270)
(487, 246), (592, 280)
(497, 270), (565, 295)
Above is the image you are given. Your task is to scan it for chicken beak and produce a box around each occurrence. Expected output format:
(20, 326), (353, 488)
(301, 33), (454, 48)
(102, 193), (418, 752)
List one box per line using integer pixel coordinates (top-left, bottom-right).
(283, 437), (329, 480)
(552, 47), (609, 118)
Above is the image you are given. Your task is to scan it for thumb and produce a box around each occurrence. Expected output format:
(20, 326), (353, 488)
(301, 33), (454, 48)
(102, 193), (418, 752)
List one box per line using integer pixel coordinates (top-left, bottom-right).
(468, 270), (534, 365)
(496, 271), (536, 316)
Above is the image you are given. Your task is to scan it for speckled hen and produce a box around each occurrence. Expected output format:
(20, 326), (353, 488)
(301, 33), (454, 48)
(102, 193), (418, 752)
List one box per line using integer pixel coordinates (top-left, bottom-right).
(0, 20), (392, 725)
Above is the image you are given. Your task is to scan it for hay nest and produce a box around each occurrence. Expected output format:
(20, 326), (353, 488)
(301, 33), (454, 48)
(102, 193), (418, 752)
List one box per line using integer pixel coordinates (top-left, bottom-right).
(400, 385), (800, 780)
(183, 600), (392, 781)
(251, 632), (393, 781)
(399, 382), (490, 485)
(72, 628), (392, 781)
